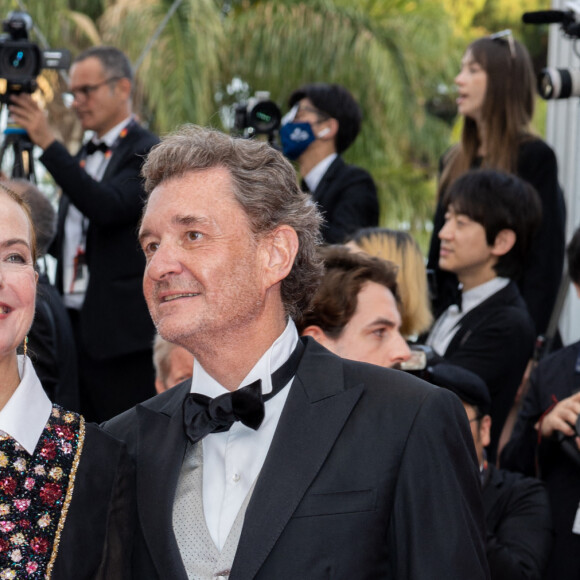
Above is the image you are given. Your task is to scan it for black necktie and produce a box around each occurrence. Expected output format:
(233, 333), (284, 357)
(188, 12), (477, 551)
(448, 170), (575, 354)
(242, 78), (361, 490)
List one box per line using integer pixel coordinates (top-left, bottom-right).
(183, 339), (305, 444)
(84, 140), (110, 156)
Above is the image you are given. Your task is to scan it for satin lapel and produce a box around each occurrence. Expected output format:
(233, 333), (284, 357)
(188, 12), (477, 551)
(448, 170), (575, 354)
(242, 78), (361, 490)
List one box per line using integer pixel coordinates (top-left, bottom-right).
(231, 340), (363, 580)
(101, 130), (136, 180)
(136, 385), (190, 580)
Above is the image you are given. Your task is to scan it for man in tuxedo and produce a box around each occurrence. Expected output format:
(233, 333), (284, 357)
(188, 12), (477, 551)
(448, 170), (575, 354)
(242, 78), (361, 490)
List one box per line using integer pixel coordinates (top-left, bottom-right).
(425, 169), (541, 463)
(297, 245), (411, 368)
(104, 125), (489, 579)
(9, 46), (159, 421)
(280, 83), (379, 243)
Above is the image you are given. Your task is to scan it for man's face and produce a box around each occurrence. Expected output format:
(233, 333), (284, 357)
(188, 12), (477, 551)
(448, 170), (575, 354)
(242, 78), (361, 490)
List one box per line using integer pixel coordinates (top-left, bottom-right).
(155, 345), (194, 394)
(438, 205), (496, 285)
(322, 281), (411, 368)
(139, 168), (269, 352)
(69, 57), (128, 137)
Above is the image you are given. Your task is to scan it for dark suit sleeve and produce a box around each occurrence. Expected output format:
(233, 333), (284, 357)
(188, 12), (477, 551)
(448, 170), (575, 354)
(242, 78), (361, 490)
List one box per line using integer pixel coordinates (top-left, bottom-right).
(388, 387), (490, 579)
(321, 166), (379, 244)
(516, 140), (566, 335)
(485, 475), (552, 580)
(40, 133), (157, 228)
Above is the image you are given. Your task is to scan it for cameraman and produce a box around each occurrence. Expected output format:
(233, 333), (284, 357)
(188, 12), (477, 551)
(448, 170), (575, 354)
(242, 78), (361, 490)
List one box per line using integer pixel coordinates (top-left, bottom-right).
(8, 46), (159, 422)
(501, 225), (580, 580)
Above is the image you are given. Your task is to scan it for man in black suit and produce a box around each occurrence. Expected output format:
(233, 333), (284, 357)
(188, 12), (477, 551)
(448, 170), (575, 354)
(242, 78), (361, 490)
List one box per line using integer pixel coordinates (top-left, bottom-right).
(280, 83), (379, 243)
(427, 363), (552, 579)
(425, 169), (541, 463)
(105, 125), (488, 579)
(10, 46), (159, 421)
(501, 225), (580, 580)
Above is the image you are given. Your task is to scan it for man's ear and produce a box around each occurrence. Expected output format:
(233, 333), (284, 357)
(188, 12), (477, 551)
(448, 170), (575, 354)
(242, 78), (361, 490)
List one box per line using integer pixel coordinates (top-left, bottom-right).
(301, 325), (335, 349)
(491, 229), (516, 257)
(116, 77), (132, 100)
(480, 414), (492, 449)
(261, 225), (299, 290)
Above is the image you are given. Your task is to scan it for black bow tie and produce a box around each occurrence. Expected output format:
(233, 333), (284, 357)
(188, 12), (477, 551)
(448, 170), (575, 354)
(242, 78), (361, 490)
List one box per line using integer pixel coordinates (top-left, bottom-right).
(85, 140), (110, 156)
(183, 339), (305, 444)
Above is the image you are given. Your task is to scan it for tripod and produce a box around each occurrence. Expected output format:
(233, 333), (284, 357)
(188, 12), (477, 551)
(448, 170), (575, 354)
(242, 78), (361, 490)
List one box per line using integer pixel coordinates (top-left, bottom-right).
(0, 122), (37, 181)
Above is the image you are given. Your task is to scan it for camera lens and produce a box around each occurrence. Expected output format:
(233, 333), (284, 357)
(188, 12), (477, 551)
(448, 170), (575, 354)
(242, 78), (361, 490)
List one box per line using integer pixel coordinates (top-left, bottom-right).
(9, 49), (25, 69)
(538, 68), (580, 99)
(249, 101), (281, 134)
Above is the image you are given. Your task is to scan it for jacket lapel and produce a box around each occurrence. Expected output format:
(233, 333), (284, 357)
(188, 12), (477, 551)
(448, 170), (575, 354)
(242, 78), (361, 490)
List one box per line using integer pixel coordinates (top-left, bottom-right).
(312, 156), (343, 206)
(231, 339), (363, 580)
(135, 383), (190, 580)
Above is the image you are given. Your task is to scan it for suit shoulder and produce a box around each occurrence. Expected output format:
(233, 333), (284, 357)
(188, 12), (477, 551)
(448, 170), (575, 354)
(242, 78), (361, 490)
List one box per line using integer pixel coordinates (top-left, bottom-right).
(518, 138), (557, 168)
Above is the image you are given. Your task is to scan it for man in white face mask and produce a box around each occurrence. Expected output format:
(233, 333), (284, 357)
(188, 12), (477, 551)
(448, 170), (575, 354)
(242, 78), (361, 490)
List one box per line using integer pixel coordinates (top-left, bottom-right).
(280, 83), (379, 244)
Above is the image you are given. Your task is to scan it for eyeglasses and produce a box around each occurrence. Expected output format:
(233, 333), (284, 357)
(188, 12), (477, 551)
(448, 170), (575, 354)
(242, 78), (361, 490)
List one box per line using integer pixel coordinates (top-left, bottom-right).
(490, 29), (516, 60)
(65, 76), (122, 102)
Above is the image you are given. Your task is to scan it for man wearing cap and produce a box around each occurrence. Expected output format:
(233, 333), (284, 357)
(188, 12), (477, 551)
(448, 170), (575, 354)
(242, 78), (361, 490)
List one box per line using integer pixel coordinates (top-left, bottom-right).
(428, 363), (552, 580)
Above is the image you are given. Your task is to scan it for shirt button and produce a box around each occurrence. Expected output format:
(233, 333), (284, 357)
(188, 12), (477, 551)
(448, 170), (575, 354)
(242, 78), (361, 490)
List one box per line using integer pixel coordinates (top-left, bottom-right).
(232, 473), (240, 483)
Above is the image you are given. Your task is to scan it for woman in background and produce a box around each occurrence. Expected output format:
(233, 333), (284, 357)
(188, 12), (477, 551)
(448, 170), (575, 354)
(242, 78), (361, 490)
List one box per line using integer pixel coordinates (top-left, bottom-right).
(0, 184), (133, 579)
(427, 32), (566, 338)
(348, 227), (433, 339)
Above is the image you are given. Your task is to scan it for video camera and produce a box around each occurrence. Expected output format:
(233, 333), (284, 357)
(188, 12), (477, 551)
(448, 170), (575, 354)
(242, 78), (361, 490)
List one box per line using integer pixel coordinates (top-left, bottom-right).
(233, 91), (282, 142)
(523, 1), (580, 99)
(0, 11), (70, 104)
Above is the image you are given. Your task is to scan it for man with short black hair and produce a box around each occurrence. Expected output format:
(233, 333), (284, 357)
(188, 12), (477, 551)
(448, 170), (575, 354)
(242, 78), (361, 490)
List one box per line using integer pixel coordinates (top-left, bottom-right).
(281, 83), (379, 243)
(10, 46), (159, 421)
(297, 245), (411, 368)
(425, 169), (541, 462)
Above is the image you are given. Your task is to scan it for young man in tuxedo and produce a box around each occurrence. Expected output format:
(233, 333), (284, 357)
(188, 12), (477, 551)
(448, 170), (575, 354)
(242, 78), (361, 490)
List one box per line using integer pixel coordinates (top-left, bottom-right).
(9, 46), (159, 421)
(298, 245), (411, 369)
(280, 83), (379, 243)
(425, 169), (541, 463)
(104, 125), (489, 579)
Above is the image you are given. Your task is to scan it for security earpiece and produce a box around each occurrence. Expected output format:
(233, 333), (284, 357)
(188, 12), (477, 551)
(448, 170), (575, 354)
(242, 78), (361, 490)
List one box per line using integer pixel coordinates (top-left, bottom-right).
(317, 127), (331, 138)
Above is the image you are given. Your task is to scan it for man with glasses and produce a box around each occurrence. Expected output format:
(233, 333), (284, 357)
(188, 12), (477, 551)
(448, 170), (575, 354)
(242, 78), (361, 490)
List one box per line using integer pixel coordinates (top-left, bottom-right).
(280, 83), (379, 244)
(9, 46), (159, 421)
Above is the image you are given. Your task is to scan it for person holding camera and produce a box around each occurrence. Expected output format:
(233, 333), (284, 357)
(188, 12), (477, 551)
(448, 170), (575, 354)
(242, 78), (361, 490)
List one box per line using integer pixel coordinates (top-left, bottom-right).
(8, 46), (159, 422)
(501, 226), (580, 580)
(426, 33), (566, 339)
(280, 83), (379, 244)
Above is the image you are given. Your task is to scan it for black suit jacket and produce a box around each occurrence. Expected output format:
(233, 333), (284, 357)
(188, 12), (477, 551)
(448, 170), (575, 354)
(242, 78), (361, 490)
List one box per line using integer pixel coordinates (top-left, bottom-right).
(312, 156), (379, 244)
(483, 464), (552, 580)
(52, 423), (135, 579)
(439, 281), (535, 463)
(501, 341), (580, 580)
(104, 338), (489, 579)
(41, 124), (159, 360)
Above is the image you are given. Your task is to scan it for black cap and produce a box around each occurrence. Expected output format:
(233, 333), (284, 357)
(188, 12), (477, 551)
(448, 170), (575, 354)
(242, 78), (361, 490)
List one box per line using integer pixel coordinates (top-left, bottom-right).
(427, 363), (491, 415)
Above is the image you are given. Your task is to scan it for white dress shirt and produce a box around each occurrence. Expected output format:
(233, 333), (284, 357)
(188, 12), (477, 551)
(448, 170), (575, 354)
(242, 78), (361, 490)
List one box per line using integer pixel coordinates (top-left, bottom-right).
(426, 277), (511, 356)
(190, 320), (299, 551)
(304, 153), (338, 193)
(0, 356), (52, 455)
(63, 116), (133, 309)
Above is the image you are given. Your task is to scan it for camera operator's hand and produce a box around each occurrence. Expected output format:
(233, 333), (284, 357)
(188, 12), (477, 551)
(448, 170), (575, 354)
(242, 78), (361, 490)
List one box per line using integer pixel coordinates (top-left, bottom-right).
(535, 391), (580, 448)
(8, 93), (57, 151)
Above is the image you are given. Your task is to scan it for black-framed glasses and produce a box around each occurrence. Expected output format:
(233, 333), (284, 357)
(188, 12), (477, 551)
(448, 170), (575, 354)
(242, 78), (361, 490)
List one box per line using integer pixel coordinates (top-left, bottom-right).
(65, 76), (122, 102)
(490, 29), (516, 59)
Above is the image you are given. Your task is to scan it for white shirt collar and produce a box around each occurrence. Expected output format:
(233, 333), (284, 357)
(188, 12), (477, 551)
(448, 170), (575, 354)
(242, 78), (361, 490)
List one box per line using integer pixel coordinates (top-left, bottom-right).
(0, 356), (53, 455)
(191, 319), (300, 398)
(461, 277), (510, 314)
(304, 153), (338, 193)
(89, 115), (133, 147)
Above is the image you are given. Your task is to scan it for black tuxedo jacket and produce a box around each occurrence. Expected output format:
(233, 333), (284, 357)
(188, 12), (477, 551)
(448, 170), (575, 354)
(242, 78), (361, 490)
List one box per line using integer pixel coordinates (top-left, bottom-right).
(41, 125), (159, 360)
(104, 338), (489, 579)
(440, 281), (535, 463)
(501, 341), (580, 580)
(312, 156), (379, 244)
(52, 423), (134, 579)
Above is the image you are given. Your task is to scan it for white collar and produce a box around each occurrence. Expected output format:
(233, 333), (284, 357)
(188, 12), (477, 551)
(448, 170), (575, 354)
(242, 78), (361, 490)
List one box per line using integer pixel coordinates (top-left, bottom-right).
(461, 277), (510, 314)
(191, 319), (300, 398)
(304, 153), (338, 193)
(0, 356), (53, 455)
(89, 115), (133, 147)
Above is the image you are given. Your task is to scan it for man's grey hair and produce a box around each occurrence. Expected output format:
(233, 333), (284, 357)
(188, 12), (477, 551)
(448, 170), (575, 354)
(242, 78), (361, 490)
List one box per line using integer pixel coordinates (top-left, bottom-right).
(74, 45), (133, 83)
(141, 124), (324, 320)
(152, 333), (175, 383)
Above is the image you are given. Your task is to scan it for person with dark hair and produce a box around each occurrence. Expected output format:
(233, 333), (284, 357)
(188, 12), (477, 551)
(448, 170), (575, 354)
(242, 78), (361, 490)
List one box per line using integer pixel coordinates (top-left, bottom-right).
(427, 34), (566, 338)
(9, 46), (159, 421)
(280, 83), (379, 243)
(152, 334), (194, 394)
(427, 363), (552, 579)
(7, 179), (79, 410)
(425, 169), (541, 462)
(501, 225), (580, 580)
(104, 125), (488, 579)
(297, 245), (411, 368)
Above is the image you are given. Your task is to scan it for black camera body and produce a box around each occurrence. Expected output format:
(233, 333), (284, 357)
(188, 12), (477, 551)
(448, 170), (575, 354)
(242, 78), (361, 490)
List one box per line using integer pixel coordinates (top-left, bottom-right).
(0, 11), (70, 103)
(233, 91), (281, 139)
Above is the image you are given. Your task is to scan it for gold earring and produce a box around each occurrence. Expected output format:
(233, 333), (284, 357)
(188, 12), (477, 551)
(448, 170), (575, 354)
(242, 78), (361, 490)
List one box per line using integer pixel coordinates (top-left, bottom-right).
(23, 336), (28, 358)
